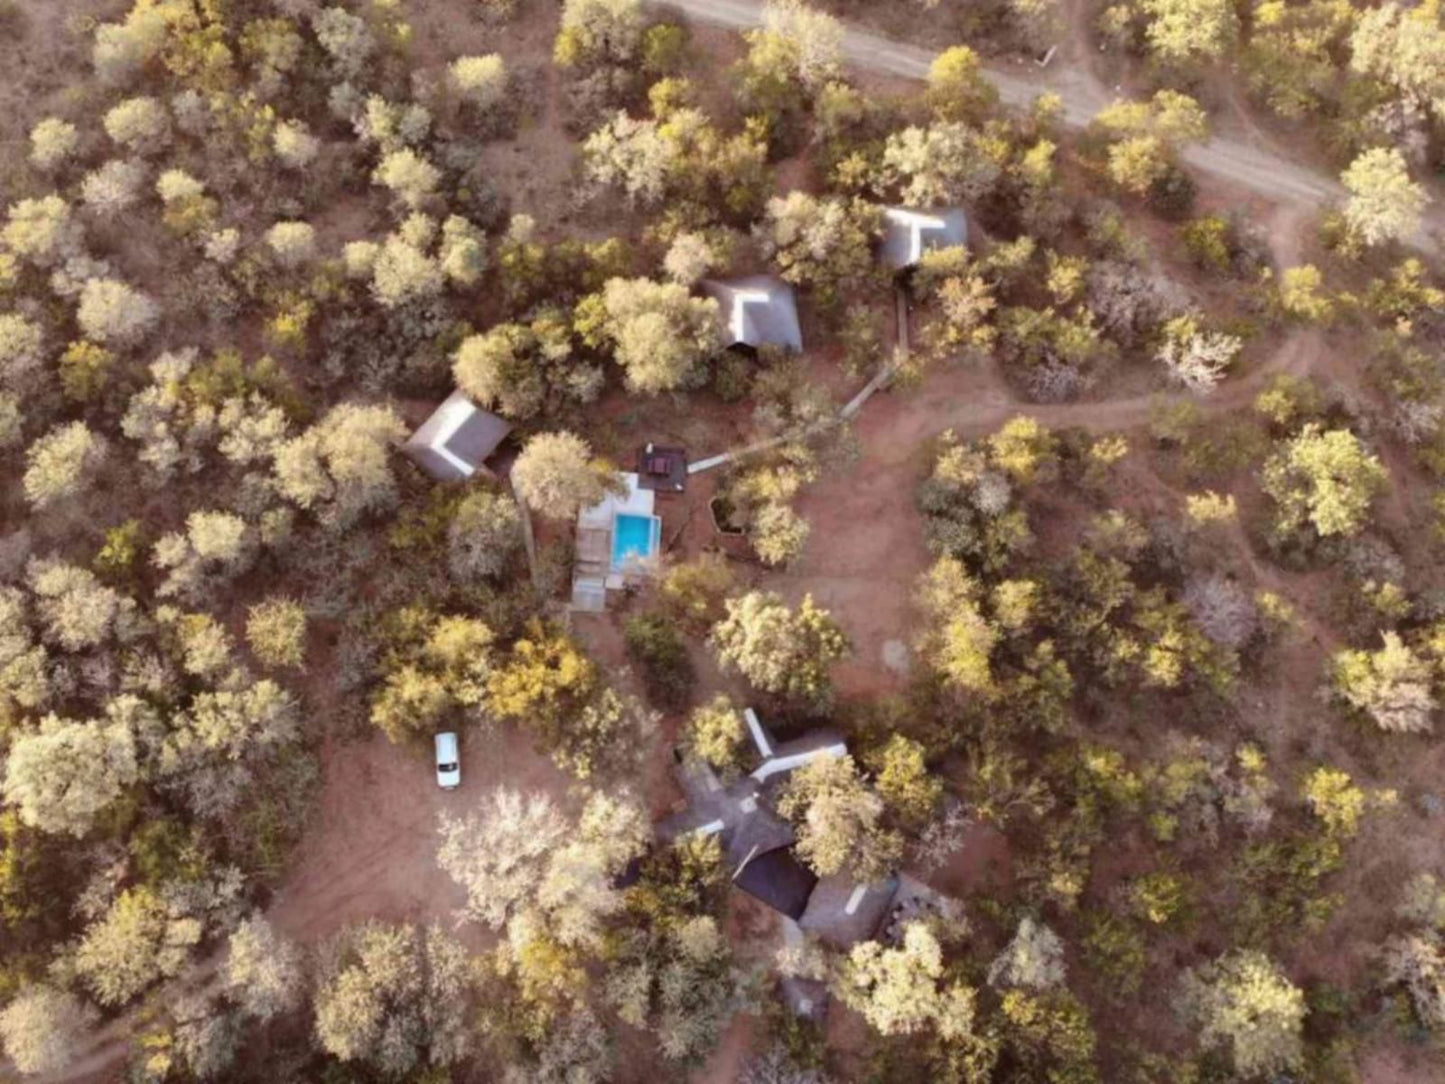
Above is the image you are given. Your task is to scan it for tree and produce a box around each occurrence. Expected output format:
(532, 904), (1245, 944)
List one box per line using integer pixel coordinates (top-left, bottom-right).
(372, 149), (441, 210)
(511, 431), (619, 519)
(837, 922), (979, 1039)
(438, 787), (646, 947)
(1349, 3), (1445, 124)
(246, 597), (308, 669)
(1178, 951), (1304, 1078)
(681, 695), (748, 777)
(1093, 91), (1209, 196)
(623, 615), (694, 710)
(447, 488), (524, 581)
(1156, 315), (1242, 395)
(759, 193), (880, 307)
(23, 422), (107, 509)
(1341, 147), (1428, 246)
(504, 1006), (614, 1084)
(605, 912), (735, 1063)
(29, 117), (80, 171)
(1139, 0), (1237, 64)
(1260, 424), (1387, 540)
(882, 123), (1005, 206)
(778, 755), (902, 882)
(1276, 265), (1334, 323)
(273, 119), (320, 168)
(312, 5), (375, 76)
(313, 922), (473, 1075)
(661, 552), (737, 630)
(916, 556), (998, 694)
(2, 195), (82, 267)
(742, 1046), (831, 1084)
(158, 681), (300, 818)
(266, 221), (317, 267)
(988, 917), (1066, 990)
(988, 416), (1059, 485)
(555, 0), (644, 67)
(76, 278), (159, 346)
(0, 312), (46, 393)
(59, 340), (116, 403)
(224, 915), (304, 1021)
(102, 96), (170, 152)
(152, 510), (257, 602)
(580, 278), (722, 394)
(73, 887), (198, 1007)
(369, 234), (445, 308)
(454, 320), (567, 420)
(710, 591), (850, 706)
(1302, 765), (1373, 839)
(451, 54), (509, 112)
(926, 46), (998, 122)
(92, 2), (168, 83)
(1332, 632), (1436, 733)
(84, 159), (151, 216)
(1383, 932), (1445, 1031)
(430, 787), (549, 913)
(0, 985), (96, 1074)
(867, 734), (943, 828)
(28, 558), (121, 651)
(273, 403), (408, 529)
(370, 611), (494, 742)
(757, 0), (842, 90)
(581, 113), (678, 206)
(663, 231), (716, 285)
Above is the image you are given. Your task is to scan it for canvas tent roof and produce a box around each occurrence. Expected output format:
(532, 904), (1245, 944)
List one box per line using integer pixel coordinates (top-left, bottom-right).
(879, 207), (969, 270)
(733, 845), (818, 920)
(403, 390), (512, 481)
(702, 275), (803, 351)
(799, 873), (900, 947)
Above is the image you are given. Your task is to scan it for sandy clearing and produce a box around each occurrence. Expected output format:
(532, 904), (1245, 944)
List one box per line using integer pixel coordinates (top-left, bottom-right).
(266, 726), (574, 947)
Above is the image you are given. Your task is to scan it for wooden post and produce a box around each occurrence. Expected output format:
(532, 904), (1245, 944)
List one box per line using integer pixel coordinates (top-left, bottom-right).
(509, 475), (540, 593)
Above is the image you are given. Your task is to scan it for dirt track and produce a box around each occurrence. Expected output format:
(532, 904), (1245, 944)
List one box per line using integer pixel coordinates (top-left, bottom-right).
(649, 0), (1441, 250)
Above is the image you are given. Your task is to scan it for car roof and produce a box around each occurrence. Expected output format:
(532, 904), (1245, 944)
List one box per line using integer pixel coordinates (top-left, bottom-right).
(435, 732), (458, 754)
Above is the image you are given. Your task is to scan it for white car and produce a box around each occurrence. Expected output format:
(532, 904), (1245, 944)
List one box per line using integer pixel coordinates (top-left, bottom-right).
(435, 732), (461, 790)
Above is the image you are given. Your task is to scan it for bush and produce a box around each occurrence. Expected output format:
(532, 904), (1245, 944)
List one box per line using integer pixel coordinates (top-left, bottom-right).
(624, 613), (695, 710)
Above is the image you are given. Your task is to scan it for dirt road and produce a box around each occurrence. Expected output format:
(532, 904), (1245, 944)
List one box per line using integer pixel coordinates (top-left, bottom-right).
(649, 0), (1440, 248)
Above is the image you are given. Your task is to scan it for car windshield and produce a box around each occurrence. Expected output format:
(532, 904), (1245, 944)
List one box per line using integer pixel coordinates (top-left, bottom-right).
(439, 762), (458, 773)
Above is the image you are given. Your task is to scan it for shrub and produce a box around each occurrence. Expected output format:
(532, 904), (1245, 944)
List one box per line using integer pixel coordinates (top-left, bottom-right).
(710, 591), (850, 706)
(624, 613), (695, 710)
(23, 422), (107, 509)
(265, 221), (317, 267)
(512, 431), (618, 519)
(246, 598), (308, 670)
(76, 278), (159, 346)
(29, 118), (79, 171)
(680, 694), (748, 776)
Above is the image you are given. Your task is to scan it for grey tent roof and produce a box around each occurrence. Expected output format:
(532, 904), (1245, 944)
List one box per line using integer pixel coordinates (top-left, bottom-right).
(799, 873), (900, 947)
(701, 275), (803, 351)
(725, 805), (797, 868)
(879, 207), (969, 270)
(733, 846), (818, 920)
(402, 390), (512, 482)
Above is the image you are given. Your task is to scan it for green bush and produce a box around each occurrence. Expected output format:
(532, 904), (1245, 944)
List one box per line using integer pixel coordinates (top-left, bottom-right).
(624, 612), (695, 710)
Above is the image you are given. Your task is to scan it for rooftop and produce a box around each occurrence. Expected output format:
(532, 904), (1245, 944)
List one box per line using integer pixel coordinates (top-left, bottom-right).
(879, 206), (969, 270)
(402, 390), (512, 482)
(701, 275), (803, 352)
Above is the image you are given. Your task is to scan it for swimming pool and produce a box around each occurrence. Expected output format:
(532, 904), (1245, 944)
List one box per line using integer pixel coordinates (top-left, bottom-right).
(612, 513), (660, 570)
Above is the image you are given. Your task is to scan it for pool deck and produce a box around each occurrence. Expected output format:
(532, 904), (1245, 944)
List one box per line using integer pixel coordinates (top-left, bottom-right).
(574, 473), (662, 598)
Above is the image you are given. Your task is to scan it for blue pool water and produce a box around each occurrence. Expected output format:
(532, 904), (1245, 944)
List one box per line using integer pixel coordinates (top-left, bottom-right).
(612, 514), (659, 568)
